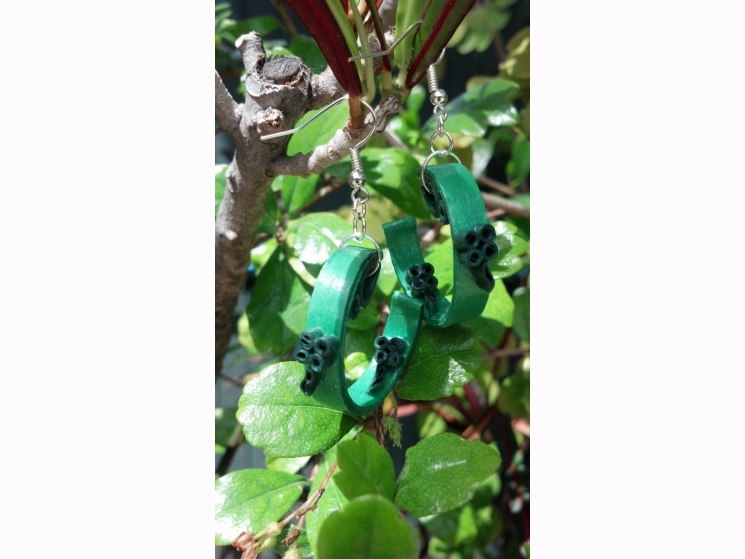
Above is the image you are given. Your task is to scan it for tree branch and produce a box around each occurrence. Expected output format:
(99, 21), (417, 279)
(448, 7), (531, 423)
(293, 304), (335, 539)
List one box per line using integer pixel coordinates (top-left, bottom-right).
(268, 95), (400, 178)
(481, 192), (530, 218)
(214, 70), (242, 139)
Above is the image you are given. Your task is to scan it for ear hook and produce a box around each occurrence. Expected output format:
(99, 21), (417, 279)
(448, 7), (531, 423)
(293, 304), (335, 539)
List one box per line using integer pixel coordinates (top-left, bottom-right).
(343, 98), (382, 277)
(260, 95), (350, 141)
(348, 19), (422, 61)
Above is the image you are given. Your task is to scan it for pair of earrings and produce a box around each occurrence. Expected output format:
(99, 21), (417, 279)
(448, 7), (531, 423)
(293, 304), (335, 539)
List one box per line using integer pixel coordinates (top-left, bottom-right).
(262, 55), (498, 418)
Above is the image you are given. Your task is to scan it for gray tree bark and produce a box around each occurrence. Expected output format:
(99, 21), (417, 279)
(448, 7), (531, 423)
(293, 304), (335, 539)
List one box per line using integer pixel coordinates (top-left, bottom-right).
(214, 33), (399, 377)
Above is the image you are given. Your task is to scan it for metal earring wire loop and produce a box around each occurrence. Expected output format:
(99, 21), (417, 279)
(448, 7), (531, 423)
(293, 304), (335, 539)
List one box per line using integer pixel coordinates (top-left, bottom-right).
(420, 151), (461, 193)
(339, 234), (383, 276)
(348, 19), (423, 61)
(259, 95), (350, 141)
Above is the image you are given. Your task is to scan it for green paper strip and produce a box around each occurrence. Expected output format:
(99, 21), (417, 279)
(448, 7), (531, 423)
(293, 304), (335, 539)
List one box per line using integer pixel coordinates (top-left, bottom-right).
(302, 246), (424, 416)
(384, 163), (491, 328)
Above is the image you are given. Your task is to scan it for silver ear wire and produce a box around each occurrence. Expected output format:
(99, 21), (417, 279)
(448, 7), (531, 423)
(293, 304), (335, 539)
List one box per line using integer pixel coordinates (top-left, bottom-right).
(348, 19), (422, 61)
(260, 95), (350, 141)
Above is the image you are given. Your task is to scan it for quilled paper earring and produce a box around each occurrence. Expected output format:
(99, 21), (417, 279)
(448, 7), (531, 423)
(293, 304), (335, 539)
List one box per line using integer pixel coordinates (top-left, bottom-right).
(384, 51), (498, 328)
(282, 99), (424, 417)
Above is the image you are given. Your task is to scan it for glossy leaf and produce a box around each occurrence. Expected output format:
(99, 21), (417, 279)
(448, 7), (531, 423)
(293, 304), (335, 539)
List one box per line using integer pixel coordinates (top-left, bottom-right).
(306, 443), (349, 553)
(421, 504), (478, 548)
(498, 368), (529, 420)
(464, 279), (512, 345)
(265, 455), (311, 474)
(424, 79), (520, 138)
(394, 433), (501, 517)
(220, 16), (282, 40)
(215, 469), (306, 544)
(325, 148), (432, 219)
(490, 221), (529, 279)
(288, 36), (326, 74)
(507, 131), (530, 187)
(274, 174), (318, 216)
(334, 434), (396, 501)
(424, 238), (456, 295)
(257, 191), (279, 236)
(273, 526), (312, 557)
(396, 324), (480, 401)
(286, 213), (350, 278)
(512, 287), (530, 342)
(375, 248), (400, 297)
(246, 245), (312, 355)
(237, 362), (359, 457)
(317, 495), (418, 559)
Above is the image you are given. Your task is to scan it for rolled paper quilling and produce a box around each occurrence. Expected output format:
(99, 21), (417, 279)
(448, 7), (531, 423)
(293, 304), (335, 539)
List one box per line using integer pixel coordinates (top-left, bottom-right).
(294, 245), (423, 416)
(383, 163), (498, 328)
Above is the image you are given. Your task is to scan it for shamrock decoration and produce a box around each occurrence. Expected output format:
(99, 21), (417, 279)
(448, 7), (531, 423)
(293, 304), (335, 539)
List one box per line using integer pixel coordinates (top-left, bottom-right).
(372, 335), (407, 389)
(407, 263), (439, 315)
(294, 328), (339, 396)
(453, 224), (499, 292)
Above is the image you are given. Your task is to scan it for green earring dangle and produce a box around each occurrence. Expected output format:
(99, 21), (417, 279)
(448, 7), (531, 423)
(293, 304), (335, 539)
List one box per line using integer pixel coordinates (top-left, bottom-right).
(290, 100), (424, 417)
(384, 51), (498, 329)
(267, 50), (500, 418)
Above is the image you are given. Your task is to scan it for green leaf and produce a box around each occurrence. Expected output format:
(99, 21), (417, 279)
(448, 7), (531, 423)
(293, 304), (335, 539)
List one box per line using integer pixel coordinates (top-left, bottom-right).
(421, 504), (478, 548)
(334, 434), (396, 501)
(215, 469), (306, 545)
(375, 248), (399, 297)
(237, 362), (358, 457)
(512, 286), (530, 342)
(325, 149), (433, 219)
(286, 213), (351, 284)
(221, 15), (282, 37)
(417, 409), (448, 439)
(490, 221), (529, 279)
(265, 455), (311, 474)
(424, 79), (520, 138)
(215, 164), (227, 216)
(424, 239), (455, 295)
(215, 407), (239, 454)
(317, 495), (418, 559)
(498, 368), (529, 420)
(273, 174), (319, 216)
(506, 130), (530, 186)
(246, 245), (311, 355)
(470, 130), (500, 178)
(394, 433), (501, 517)
(288, 36), (326, 73)
(257, 191), (278, 235)
(273, 526), (312, 557)
(396, 324), (480, 401)
(464, 278), (513, 344)
(306, 444), (349, 554)
(289, 100), (349, 156)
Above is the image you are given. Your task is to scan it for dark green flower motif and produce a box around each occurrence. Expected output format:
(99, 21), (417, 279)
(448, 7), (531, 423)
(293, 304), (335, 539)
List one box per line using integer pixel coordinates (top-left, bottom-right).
(407, 263), (439, 315)
(295, 328), (339, 396)
(453, 224), (499, 292)
(372, 335), (407, 389)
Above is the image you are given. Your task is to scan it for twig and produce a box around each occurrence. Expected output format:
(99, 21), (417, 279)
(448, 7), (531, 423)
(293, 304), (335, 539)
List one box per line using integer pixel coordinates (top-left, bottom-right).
(481, 346), (530, 362)
(290, 177), (346, 216)
(279, 459), (338, 528)
(268, 96), (401, 178)
(481, 192), (530, 218)
(478, 175), (517, 196)
(464, 407), (497, 441)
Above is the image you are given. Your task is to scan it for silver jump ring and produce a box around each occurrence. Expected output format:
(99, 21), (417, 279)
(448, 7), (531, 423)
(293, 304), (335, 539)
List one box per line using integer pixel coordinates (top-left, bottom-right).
(338, 233), (383, 276)
(429, 130), (454, 154)
(420, 150), (462, 194)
